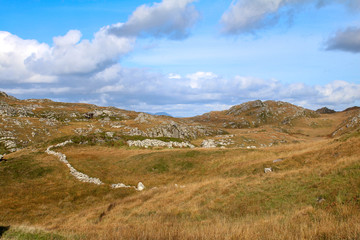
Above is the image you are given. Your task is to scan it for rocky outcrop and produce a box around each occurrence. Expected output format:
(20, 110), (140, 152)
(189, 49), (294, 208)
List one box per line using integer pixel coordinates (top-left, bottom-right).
(316, 107), (336, 114)
(201, 135), (234, 148)
(332, 110), (360, 137)
(227, 100), (265, 116)
(223, 100), (319, 128)
(146, 121), (218, 139)
(127, 139), (194, 148)
(0, 130), (18, 153)
(0, 101), (34, 117)
(201, 139), (217, 148)
(84, 109), (129, 120)
(0, 91), (18, 101)
(135, 113), (155, 123)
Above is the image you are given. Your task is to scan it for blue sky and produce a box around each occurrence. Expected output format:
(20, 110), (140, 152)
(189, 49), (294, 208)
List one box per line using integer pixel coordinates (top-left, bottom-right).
(0, 0), (359, 116)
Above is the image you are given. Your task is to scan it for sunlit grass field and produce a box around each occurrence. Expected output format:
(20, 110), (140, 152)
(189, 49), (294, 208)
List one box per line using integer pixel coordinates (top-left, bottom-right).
(1, 130), (359, 239)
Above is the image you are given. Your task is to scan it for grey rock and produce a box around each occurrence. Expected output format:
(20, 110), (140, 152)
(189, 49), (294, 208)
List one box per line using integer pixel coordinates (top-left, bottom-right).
(273, 158), (283, 163)
(127, 139), (194, 148)
(201, 139), (217, 148)
(135, 112), (155, 123)
(105, 132), (114, 138)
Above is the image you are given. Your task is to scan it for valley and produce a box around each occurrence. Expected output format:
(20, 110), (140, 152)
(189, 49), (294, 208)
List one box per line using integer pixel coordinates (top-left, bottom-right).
(0, 91), (359, 239)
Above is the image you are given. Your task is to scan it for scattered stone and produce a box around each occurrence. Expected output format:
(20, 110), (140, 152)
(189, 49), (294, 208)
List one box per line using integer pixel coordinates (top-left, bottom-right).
(317, 196), (326, 203)
(247, 146), (257, 149)
(111, 182), (145, 191)
(105, 132), (114, 138)
(137, 182), (145, 191)
(264, 167), (272, 173)
(111, 183), (132, 189)
(273, 158), (283, 163)
(127, 139), (194, 148)
(201, 139), (217, 148)
(46, 141), (145, 190)
(46, 141), (104, 185)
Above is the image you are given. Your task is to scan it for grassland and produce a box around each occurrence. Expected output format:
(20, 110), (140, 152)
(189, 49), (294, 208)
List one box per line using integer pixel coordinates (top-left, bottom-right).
(1, 132), (359, 239)
(1, 94), (359, 239)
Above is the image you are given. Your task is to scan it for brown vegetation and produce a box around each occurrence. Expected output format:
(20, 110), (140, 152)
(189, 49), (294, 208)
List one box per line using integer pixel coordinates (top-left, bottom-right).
(0, 93), (359, 239)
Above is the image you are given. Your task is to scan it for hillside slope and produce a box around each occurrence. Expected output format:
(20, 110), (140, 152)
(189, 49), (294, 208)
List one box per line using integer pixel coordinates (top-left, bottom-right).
(1, 92), (360, 239)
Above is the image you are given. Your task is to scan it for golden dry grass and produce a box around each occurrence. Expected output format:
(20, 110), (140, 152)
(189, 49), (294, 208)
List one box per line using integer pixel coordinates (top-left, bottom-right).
(1, 133), (359, 239)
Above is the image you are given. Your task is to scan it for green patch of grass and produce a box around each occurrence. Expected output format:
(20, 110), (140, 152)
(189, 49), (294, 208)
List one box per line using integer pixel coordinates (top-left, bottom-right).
(184, 150), (200, 158)
(338, 128), (360, 142)
(175, 160), (194, 170)
(0, 154), (53, 183)
(2, 227), (66, 240)
(208, 161), (360, 219)
(147, 158), (169, 173)
(0, 142), (10, 155)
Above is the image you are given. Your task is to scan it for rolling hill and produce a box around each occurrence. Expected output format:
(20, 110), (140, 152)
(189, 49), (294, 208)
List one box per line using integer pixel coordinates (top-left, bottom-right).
(0, 91), (359, 239)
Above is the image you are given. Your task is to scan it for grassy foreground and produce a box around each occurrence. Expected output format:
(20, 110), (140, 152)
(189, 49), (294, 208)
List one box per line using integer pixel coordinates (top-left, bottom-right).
(0, 134), (359, 239)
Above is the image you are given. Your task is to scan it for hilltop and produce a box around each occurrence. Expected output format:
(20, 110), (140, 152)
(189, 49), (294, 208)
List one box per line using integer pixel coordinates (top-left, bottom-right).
(0, 92), (360, 239)
(1, 92), (358, 153)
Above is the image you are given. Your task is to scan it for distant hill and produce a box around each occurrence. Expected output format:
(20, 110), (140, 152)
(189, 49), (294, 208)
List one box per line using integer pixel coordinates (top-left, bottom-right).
(191, 100), (319, 128)
(1, 91), (359, 154)
(316, 107), (336, 114)
(153, 112), (172, 117)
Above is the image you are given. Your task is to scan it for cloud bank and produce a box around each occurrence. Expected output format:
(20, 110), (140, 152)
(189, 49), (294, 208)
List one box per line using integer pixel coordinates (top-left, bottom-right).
(220, 0), (360, 35)
(2, 64), (360, 116)
(1, 0), (359, 116)
(108, 0), (199, 39)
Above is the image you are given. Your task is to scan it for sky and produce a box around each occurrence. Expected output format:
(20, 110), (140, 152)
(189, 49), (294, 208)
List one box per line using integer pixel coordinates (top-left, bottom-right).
(0, 0), (359, 117)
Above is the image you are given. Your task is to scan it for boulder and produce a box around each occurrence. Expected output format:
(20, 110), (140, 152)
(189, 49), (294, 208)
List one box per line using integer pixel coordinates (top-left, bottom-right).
(264, 167), (272, 173)
(135, 112), (155, 123)
(137, 182), (145, 191)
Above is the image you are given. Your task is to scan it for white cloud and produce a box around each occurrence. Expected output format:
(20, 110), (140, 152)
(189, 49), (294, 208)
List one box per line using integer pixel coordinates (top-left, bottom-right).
(0, 28), (134, 84)
(53, 30), (82, 47)
(325, 27), (360, 53)
(220, 0), (360, 35)
(0, 87), (73, 95)
(0, 31), (53, 83)
(186, 72), (219, 89)
(26, 27), (135, 75)
(97, 84), (125, 93)
(108, 0), (199, 39)
(315, 80), (360, 104)
(92, 64), (123, 82)
(2, 65), (360, 115)
(168, 73), (182, 79)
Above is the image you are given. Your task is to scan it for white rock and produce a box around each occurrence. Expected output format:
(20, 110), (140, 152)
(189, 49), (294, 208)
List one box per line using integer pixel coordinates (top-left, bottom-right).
(201, 139), (217, 148)
(264, 167), (272, 173)
(127, 139), (194, 149)
(105, 132), (114, 138)
(137, 182), (145, 191)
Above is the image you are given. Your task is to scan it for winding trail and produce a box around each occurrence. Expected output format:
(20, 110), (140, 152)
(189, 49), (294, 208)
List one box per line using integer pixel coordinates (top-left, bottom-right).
(45, 141), (145, 191)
